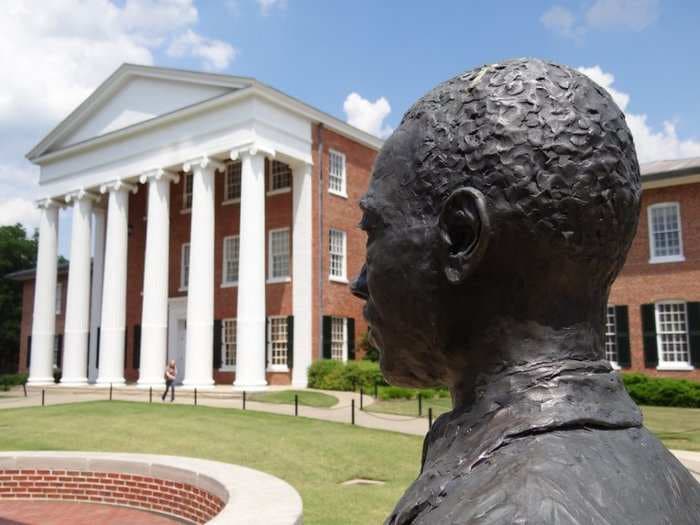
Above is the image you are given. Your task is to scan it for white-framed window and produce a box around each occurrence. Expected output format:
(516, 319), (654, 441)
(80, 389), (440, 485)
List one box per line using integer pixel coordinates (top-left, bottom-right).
(182, 173), (193, 211)
(268, 316), (288, 369)
(224, 161), (242, 203)
(329, 229), (347, 281)
(55, 282), (63, 315)
(180, 243), (190, 291)
(655, 301), (692, 370)
(331, 317), (347, 361)
(648, 203), (684, 263)
(222, 235), (240, 285)
(269, 160), (292, 193)
(605, 306), (619, 367)
(221, 318), (237, 370)
(329, 149), (347, 197)
(268, 228), (290, 281)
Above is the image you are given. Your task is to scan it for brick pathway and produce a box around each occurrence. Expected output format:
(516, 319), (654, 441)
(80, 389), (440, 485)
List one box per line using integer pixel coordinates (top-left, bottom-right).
(0, 500), (183, 525)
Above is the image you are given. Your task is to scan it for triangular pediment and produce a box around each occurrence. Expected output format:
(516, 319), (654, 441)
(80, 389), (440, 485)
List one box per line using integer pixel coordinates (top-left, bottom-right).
(29, 64), (255, 160)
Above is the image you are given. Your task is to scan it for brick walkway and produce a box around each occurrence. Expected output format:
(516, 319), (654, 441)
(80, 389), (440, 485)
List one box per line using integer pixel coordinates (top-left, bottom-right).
(0, 500), (184, 524)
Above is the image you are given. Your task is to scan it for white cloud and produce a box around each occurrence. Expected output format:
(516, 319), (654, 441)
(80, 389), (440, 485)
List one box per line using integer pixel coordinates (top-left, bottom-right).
(542, 0), (659, 40)
(541, 6), (583, 41)
(257, 0), (286, 15)
(577, 66), (700, 163)
(585, 0), (659, 31)
(343, 93), (393, 139)
(167, 29), (237, 71)
(0, 197), (39, 230)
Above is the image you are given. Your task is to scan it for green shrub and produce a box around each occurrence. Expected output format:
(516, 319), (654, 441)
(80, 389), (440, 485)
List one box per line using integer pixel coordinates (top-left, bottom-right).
(0, 373), (28, 391)
(379, 386), (415, 400)
(359, 332), (380, 362)
(308, 360), (386, 391)
(622, 373), (700, 408)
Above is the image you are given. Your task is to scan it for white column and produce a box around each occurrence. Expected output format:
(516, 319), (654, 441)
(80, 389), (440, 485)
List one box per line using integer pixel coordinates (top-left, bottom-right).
(138, 169), (178, 387)
(234, 149), (268, 390)
(96, 180), (136, 386)
(88, 207), (106, 383)
(61, 190), (97, 385)
(291, 162), (313, 387)
(28, 200), (60, 385)
(182, 157), (223, 389)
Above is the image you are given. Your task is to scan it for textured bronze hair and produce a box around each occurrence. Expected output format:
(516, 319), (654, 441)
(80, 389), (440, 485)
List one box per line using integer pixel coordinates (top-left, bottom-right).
(398, 58), (641, 283)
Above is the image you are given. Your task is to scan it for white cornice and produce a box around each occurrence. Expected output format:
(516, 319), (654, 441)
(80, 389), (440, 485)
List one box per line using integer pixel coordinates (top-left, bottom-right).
(26, 64), (383, 164)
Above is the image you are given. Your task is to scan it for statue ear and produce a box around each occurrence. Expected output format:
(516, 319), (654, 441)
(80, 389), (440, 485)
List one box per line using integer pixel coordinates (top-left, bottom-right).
(438, 187), (490, 284)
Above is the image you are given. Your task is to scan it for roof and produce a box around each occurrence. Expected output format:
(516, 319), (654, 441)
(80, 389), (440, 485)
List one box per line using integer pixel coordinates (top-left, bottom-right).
(641, 156), (700, 182)
(26, 64), (384, 163)
(5, 262), (70, 281)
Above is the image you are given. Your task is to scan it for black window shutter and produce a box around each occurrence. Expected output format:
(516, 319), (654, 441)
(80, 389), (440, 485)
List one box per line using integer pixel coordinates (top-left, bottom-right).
(265, 317), (269, 369)
(124, 325), (129, 370)
(56, 334), (63, 369)
(213, 319), (222, 369)
(322, 316), (332, 359)
(614, 306), (631, 368)
(287, 315), (294, 369)
(641, 304), (658, 368)
(347, 318), (356, 360)
(687, 302), (700, 368)
(27, 335), (32, 368)
(132, 325), (141, 369)
(96, 327), (101, 369)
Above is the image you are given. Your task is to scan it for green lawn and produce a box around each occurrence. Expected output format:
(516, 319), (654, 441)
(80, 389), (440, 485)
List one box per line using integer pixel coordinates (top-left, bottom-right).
(367, 396), (453, 418)
(0, 401), (421, 525)
(249, 389), (338, 408)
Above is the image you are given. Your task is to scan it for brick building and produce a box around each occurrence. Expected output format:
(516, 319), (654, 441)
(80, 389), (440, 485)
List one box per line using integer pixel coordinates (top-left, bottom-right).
(12, 64), (379, 389)
(10, 64), (700, 386)
(608, 157), (700, 380)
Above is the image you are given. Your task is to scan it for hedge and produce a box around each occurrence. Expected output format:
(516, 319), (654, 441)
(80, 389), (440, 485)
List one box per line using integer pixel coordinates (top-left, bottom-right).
(622, 373), (700, 408)
(0, 373), (28, 391)
(308, 360), (386, 391)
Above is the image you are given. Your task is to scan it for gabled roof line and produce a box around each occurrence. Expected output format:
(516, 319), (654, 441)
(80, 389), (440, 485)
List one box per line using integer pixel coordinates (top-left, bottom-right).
(27, 64), (383, 162)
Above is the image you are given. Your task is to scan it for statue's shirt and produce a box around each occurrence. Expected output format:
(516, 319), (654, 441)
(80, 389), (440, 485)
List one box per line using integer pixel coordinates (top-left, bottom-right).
(387, 363), (700, 524)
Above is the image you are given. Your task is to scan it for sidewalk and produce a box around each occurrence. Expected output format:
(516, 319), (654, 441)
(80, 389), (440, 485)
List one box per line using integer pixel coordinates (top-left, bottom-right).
(2, 384), (699, 481)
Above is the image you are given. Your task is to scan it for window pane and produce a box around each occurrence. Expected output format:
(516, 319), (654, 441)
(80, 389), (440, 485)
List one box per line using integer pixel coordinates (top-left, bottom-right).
(222, 319), (237, 368)
(605, 306), (618, 364)
(225, 162), (241, 201)
(329, 229), (345, 278)
(223, 236), (240, 283)
(270, 230), (290, 279)
(650, 204), (681, 258)
(656, 302), (690, 364)
(331, 317), (345, 361)
(184, 174), (193, 209)
(329, 151), (345, 193)
(269, 317), (288, 366)
(182, 244), (190, 288)
(271, 161), (292, 191)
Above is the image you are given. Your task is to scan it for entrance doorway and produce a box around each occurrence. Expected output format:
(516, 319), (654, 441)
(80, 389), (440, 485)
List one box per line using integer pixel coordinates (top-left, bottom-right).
(167, 298), (187, 384)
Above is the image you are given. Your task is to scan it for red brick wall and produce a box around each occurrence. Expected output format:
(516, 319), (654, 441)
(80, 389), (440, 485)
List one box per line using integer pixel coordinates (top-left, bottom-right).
(310, 125), (376, 362)
(0, 469), (223, 524)
(610, 182), (700, 380)
(18, 273), (68, 375)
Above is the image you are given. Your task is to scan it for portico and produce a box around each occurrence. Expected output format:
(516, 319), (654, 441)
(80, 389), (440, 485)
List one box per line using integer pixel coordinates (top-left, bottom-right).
(25, 65), (317, 390)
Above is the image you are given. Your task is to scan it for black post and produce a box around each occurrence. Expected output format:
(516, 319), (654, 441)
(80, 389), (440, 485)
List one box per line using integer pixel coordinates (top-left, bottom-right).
(374, 381), (378, 399)
(418, 393), (423, 417)
(194, 388), (198, 406)
(109, 383), (113, 401)
(242, 391), (246, 410)
(149, 386), (152, 404)
(351, 399), (355, 425)
(360, 387), (364, 410)
(294, 394), (299, 416)
(22, 383), (27, 397)
(428, 407), (433, 429)
(41, 389), (45, 407)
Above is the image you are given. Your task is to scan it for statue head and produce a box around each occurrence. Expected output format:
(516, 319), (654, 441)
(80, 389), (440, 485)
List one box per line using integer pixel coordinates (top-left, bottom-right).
(351, 58), (641, 389)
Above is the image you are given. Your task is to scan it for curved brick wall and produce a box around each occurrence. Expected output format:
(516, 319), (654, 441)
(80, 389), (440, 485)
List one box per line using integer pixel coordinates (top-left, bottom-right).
(0, 469), (224, 524)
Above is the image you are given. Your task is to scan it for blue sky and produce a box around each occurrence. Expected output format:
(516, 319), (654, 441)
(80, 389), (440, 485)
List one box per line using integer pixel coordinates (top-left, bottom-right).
(0, 0), (699, 255)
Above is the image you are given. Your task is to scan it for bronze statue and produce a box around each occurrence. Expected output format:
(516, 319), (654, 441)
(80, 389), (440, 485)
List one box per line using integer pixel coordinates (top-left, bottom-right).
(351, 58), (700, 524)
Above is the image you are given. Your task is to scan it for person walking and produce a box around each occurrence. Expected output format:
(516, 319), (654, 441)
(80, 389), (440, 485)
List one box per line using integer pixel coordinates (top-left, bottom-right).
(162, 360), (177, 402)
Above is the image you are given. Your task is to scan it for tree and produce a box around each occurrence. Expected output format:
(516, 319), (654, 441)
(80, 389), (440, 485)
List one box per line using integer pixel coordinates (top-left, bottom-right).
(0, 224), (37, 373)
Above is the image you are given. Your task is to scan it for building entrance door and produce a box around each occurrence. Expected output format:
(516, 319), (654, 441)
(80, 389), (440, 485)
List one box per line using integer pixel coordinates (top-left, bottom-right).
(167, 298), (187, 385)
